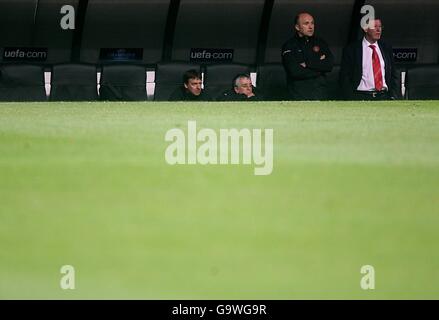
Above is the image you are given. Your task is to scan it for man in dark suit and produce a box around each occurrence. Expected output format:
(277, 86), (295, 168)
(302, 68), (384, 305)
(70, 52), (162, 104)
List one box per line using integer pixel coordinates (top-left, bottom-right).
(340, 18), (400, 100)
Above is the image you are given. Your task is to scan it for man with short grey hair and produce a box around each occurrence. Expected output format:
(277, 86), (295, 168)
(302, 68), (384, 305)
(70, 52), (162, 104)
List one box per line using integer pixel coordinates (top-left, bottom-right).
(217, 74), (260, 101)
(340, 18), (399, 100)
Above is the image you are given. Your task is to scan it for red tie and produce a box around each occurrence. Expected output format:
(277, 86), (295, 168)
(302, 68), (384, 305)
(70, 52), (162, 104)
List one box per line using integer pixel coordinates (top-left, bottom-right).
(369, 45), (383, 91)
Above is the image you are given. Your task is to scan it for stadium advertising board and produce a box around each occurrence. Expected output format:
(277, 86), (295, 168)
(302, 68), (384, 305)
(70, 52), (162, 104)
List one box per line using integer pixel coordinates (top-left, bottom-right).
(393, 48), (418, 63)
(3, 47), (48, 62)
(190, 48), (234, 63)
(99, 48), (143, 61)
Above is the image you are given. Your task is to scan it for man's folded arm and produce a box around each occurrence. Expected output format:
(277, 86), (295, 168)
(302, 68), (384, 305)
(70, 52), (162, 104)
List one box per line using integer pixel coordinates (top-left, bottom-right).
(306, 42), (334, 73)
(282, 50), (321, 80)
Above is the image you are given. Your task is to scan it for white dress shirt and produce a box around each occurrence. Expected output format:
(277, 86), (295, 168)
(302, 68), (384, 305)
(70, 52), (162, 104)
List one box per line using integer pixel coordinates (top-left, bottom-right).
(357, 37), (388, 91)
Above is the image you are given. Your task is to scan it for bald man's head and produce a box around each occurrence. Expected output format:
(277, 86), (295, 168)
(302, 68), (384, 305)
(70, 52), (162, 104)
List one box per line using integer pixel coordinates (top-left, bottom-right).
(294, 12), (315, 37)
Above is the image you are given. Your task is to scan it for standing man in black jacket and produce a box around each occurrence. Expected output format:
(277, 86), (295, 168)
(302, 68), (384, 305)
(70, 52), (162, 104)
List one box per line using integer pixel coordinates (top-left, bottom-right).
(282, 12), (334, 100)
(339, 18), (400, 100)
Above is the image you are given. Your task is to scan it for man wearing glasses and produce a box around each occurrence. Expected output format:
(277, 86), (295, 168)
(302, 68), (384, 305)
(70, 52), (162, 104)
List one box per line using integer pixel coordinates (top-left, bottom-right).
(340, 18), (400, 100)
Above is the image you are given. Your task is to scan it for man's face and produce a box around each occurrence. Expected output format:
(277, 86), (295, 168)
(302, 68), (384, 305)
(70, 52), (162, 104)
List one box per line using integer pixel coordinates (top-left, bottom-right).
(184, 78), (202, 96)
(365, 19), (383, 42)
(234, 77), (254, 97)
(295, 13), (315, 37)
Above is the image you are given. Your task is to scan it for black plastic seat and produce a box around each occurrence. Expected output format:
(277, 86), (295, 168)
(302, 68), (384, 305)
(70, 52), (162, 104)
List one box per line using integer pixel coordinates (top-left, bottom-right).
(406, 65), (439, 100)
(99, 64), (147, 101)
(50, 63), (98, 101)
(256, 63), (289, 100)
(0, 64), (47, 101)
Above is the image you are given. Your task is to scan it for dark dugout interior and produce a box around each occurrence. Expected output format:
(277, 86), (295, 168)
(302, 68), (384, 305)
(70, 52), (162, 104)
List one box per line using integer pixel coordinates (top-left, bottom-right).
(0, 0), (438, 100)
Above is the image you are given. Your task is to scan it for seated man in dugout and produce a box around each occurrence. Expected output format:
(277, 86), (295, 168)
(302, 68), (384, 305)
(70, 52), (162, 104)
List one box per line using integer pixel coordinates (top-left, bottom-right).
(217, 74), (261, 101)
(169, 69), (211, 101)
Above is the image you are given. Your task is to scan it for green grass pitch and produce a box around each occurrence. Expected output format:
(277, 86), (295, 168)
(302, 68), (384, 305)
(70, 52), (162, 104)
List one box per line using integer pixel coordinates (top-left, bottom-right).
(1, 101), (439, 299)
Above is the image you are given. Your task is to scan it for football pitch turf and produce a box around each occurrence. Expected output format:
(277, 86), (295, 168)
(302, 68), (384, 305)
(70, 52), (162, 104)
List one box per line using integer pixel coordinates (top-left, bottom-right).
(0, 101), (438, 299)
